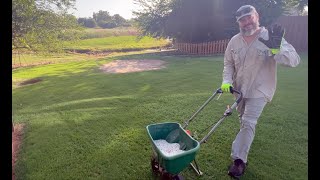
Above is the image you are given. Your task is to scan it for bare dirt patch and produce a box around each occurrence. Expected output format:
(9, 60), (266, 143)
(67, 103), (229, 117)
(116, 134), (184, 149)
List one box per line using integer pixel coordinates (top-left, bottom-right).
(18, 78), (42, 86)
(12, 123), (25, 180)
(99, 59), (167, 74)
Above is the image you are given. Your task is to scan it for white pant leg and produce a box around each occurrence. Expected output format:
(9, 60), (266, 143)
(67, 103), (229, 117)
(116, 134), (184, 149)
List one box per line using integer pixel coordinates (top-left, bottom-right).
(231, 97), (267, 163)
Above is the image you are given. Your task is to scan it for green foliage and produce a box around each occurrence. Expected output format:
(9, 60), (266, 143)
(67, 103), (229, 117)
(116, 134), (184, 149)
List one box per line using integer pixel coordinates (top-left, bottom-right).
(246, 0), (284, 26)
(97, 21), (117, 29)
(80, 11), (130, 29)
(112, 14), (128, 26)
(133, 0), (175, 39)
(63, 35), (171, 52)
(282, 0), (308, 15)
(81, 27), (138, 39)
(93, 10), (112, 23)
(165, 0), (242, 42)
(133, 0), (299, 43)
(78, 18), (97, 28)
(12, 0), (83, 53)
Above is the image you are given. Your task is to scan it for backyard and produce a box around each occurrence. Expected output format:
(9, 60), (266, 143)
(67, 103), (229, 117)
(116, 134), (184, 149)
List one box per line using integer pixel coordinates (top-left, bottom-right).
(12, 50), (308, 179)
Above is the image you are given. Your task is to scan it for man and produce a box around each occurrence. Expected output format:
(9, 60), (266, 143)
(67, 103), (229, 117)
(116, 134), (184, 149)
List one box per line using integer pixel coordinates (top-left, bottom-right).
(220, 5), (300, 179)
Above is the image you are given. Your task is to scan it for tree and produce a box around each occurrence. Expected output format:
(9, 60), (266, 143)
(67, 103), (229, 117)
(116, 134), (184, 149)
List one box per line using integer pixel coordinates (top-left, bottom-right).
(88, 10), (129, 29)
(98, 21), (117, 29)
(12, 0), (83, 53)
(247, 0), (285, 26)
(165, 0), (238, 42)
(133, 0), (174, 40)
(78, 17), (97, 28)
(283, 0), (308, 15)
(93, 10), (112, 23)
(112, 14), (127, 26)
(133, 0), (290, 43)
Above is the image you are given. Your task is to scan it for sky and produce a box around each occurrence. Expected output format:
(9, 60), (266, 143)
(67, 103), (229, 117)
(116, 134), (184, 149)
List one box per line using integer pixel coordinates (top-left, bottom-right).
(68, 1), (308, 20)
(69, 0), (140, 19)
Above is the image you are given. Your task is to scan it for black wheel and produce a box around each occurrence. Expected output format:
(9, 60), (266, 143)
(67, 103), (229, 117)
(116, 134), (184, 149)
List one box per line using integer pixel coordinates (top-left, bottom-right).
(151, 155), (180, 180)
(173, 174), (184, 180)
(160, 171), (173, 180)
(151, 155), (161, 175)
(160, 172), (184, 180)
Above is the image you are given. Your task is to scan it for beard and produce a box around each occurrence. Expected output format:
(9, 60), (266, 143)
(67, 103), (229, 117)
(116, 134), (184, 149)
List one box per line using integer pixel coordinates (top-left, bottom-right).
(240, 21), (259, 36)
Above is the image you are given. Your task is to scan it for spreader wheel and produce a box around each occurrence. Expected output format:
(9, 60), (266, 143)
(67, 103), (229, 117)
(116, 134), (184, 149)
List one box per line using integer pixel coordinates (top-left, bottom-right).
(160, 171), (173, 180)
(173, 174), (184, 180)
(150, 155), (184, 180)
(151, 155), (161, 175)
(160, 172), (184, 180)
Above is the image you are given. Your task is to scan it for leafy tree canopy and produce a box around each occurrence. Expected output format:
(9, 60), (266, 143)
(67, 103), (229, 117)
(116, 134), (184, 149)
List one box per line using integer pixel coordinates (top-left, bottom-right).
(80, 11), (130, 28)
(12, 0), (83, 53)
(133, 0), (307, 43)
(283, 0), (308, 15)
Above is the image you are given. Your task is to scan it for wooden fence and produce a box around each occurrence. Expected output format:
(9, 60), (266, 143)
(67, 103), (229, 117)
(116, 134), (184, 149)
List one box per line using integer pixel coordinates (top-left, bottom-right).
(174, 16), (307, 55)
(274, 15), (308, 52)
(174, 39), (229, 55)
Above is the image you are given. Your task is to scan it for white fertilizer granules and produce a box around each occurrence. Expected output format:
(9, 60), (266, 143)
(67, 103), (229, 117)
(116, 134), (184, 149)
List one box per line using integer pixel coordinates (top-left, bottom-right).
(154, 139), (185, 156)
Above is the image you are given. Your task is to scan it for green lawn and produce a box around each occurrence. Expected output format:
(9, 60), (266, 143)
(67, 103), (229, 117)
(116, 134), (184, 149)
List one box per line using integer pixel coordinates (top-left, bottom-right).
(82, 27), (138, 39)
(12, 52), (308, 180)
(13, 35), (171, 68)
(64, 36), (171, 52)
(12, 49), (167, 68)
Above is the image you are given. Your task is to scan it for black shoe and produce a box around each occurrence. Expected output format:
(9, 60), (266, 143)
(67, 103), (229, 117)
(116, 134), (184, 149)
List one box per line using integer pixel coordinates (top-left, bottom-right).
(228, 159), (247, 179)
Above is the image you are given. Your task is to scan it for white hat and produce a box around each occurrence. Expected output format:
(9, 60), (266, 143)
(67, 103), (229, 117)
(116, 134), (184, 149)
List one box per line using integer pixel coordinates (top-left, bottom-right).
(235, 5), (257, 22)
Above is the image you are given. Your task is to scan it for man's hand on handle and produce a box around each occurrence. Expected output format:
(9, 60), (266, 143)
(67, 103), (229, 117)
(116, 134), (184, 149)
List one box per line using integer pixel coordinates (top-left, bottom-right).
(221, 83), (233, 93)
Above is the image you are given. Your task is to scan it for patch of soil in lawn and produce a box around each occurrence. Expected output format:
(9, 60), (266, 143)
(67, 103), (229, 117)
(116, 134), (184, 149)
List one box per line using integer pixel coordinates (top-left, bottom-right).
(99, 59), (167, 73)
(18, 78), (42, 86)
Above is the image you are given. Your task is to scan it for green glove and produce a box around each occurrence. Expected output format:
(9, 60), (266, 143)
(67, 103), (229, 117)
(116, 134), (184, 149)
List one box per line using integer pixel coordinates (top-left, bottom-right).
(258, 24), (285, 55)
(221, 83), (233, 93)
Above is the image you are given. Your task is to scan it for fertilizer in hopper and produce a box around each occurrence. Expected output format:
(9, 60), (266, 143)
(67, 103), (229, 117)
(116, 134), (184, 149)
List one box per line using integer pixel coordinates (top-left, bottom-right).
(154, 139), (185, 156)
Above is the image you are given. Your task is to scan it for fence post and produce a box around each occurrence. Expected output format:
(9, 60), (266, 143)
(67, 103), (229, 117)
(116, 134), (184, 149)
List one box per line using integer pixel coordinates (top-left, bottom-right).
(191, 43), (194, 54)
(207, 42), (209, 55)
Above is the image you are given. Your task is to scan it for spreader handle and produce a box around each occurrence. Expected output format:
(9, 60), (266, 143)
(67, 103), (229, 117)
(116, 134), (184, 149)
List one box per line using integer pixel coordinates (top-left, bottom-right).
(198, 88), (243, 144)
(217, 87), (242, 104)
(182, 88), (242, 129)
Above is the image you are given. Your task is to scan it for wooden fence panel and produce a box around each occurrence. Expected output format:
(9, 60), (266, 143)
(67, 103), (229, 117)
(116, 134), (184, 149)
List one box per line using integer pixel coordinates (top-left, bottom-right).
(174, 16), (307, 54)
(209, 41), (213, 54)
(274, 16), (308, 52)
(175, 39), (230, 55)
(193, 44), (197, 54)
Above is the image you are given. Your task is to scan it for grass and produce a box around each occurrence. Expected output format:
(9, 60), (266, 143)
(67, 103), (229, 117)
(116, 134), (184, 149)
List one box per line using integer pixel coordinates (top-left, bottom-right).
(64, 36), (171, 52)
(82, 27), (138, 39)
(12, 27), (169, 68)
(12, 34), (171, 68)
(12, 52), (98, 67)
(12, 52), (307, 180)
(12, 49), (167, 68)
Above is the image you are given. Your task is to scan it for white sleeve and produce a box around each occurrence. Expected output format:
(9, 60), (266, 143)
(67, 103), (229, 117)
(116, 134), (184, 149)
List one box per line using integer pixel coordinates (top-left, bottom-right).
(222, 42), (235, 84)
(273, 38), (300, 67)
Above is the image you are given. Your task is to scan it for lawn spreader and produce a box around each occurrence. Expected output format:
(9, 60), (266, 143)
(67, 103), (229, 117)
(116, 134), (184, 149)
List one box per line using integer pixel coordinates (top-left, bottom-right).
(146, 88), (242, 179)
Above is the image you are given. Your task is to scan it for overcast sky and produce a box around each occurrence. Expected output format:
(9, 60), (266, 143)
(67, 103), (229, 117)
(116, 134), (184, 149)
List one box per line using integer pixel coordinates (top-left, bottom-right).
(69, 0), (140, 19)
